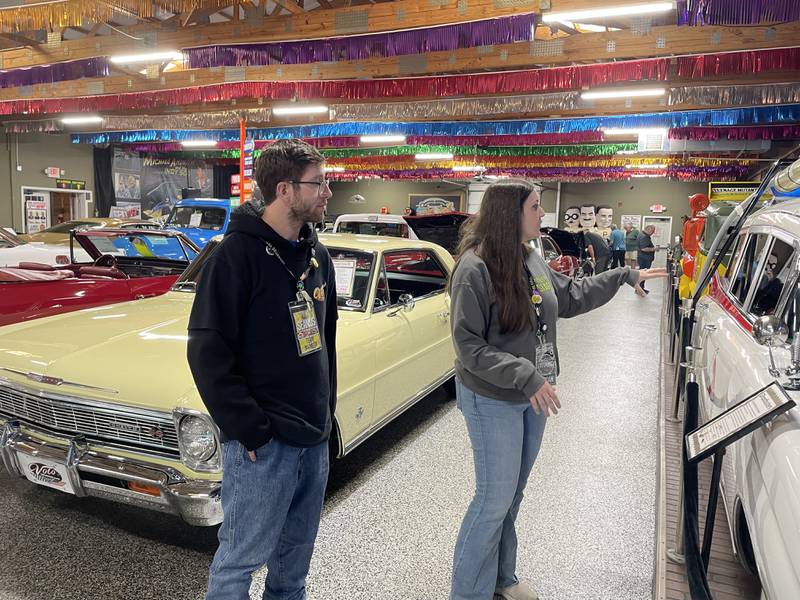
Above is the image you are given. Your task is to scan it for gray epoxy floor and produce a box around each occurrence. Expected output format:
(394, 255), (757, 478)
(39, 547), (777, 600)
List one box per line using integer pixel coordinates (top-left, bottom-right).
(0, 281), (661, 600)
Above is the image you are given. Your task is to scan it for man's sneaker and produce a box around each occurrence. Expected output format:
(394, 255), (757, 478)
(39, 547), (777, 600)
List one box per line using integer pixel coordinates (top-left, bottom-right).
(494, 581), (539, 600)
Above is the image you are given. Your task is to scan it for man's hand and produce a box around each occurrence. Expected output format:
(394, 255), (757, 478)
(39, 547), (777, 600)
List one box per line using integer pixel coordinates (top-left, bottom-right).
(247, 450), (257, 462)
(634, 283), (647, 297)
(529, 381), (561, 416)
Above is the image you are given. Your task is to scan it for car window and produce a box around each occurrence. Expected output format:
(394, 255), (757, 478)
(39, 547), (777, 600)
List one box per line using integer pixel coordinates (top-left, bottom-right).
(337, 221), (408, 237)
(729, 233), (769, 307)
(82, 233), (199, 262)
(42, 221), (99, 234)
(168, 207), (227, 230)
(751, 237), (794, 317)
(781, 279), (800, 343)
(328, 249), (375, 311)
(541, 237), (559, 260)
(380, 250), (447, 306)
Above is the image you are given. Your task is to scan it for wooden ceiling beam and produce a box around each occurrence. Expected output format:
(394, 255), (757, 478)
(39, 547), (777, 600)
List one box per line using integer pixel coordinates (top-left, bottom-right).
(0, 0), (636, 70)
(272, 0), (304, 14)
(1, 20), (797, 103)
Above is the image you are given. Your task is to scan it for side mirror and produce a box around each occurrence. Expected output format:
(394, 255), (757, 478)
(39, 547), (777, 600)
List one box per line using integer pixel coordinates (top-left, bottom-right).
(753, 315), (789, 347)
(387, 293), (416, 317)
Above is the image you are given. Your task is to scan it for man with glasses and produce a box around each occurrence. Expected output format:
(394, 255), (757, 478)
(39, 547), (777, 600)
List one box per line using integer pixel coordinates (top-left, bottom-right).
(188, 138), (338, 600)
(563, 206), (581, 232)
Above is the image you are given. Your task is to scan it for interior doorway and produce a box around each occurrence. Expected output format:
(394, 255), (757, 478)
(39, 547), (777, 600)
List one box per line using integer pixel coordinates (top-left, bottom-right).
(642, 215), (673, 266)
(20, 186), (93, 234)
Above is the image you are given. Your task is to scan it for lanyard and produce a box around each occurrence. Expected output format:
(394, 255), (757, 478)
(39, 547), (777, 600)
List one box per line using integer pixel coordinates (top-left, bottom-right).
(523, 262), (548, 340)
(265, 241), (318, 294)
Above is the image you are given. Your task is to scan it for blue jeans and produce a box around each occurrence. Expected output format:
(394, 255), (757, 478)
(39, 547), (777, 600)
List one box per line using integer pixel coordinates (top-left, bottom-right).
(451, 379), (547, 600)
(206, 438), (329, 600)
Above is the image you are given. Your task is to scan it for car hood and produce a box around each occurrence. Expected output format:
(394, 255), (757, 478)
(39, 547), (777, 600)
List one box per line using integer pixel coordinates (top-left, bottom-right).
(0, 293), (367, 414)
(405, 213), (469, 255)
(0, 293), (201, 412)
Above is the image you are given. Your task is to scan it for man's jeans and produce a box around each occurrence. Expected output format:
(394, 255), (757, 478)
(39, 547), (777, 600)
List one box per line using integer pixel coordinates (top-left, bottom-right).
(451, 379), (547, 600)
(206, 438), (329, 600)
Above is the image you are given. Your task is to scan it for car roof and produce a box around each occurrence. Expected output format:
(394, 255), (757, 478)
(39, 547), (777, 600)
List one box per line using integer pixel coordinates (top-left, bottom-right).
(318, 232), (448, 253)
(745, 197), (800, 234)
(175, 198), (229, 206)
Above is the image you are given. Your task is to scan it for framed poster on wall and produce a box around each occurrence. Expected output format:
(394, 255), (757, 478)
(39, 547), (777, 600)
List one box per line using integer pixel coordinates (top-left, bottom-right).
(408, 193), (463, 215)
(621, 214), (642, 230)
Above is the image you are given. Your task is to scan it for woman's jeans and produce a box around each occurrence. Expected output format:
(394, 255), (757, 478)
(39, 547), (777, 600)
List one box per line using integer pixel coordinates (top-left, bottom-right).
(451, 379), (547, 600)
(205, 438), (329, 600)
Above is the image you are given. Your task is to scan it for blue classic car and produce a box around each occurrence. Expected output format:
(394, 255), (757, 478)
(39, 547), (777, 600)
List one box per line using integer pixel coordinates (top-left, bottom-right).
(164, 198), (231, 248)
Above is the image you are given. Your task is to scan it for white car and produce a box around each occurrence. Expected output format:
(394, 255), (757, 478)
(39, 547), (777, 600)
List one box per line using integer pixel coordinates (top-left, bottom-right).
(689, 159), (800, 599)
(0, 228), (90, 267)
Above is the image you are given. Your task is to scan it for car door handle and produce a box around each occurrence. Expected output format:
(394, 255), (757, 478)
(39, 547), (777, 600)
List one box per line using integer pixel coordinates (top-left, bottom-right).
(438, 310), (450, 322)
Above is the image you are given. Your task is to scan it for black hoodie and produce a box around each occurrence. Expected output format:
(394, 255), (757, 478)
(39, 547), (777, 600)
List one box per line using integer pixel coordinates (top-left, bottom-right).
(187, 202), (338, 450)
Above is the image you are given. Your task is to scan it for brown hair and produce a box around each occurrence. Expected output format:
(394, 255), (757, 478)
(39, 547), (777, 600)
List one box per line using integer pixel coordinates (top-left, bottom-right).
(455, 178), (537, 334)
(254, 138), (325, 205)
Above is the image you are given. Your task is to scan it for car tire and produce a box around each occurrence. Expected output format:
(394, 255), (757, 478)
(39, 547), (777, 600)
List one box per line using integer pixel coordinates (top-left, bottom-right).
(734, 503), (760, 579)
(442, 376), (456, 399)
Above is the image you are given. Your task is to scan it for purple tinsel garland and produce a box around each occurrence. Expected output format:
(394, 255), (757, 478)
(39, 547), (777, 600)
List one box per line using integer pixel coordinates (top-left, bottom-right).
(677, 0), (800, 25)
(0, 57), (109, 90)
(184, 14), (536, 68)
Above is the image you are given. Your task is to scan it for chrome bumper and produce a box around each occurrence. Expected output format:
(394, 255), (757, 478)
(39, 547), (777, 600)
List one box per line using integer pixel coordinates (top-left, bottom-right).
(0, 418), (222, 526)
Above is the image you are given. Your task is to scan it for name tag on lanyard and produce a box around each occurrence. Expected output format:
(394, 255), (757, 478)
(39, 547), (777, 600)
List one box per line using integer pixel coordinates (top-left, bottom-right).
(289, 290), (322, 357)
(535, 340), (557, 386)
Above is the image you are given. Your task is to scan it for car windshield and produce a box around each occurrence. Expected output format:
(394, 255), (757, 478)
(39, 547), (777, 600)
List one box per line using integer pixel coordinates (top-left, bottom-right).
(167, 207), (227, 230)
(173, 241), (374, 311)
(0, 228), (23, 247)
(337, 221), (408, 237)
(81, 232), (198, 262)
(42, 221), (100, 234)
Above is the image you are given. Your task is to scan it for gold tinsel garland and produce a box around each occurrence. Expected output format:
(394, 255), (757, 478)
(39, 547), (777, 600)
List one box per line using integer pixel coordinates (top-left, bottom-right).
(0, 1), (233, 33)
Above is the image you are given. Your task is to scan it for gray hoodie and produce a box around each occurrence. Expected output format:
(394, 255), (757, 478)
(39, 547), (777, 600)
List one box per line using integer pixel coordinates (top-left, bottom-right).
(450, 247), (640, 403)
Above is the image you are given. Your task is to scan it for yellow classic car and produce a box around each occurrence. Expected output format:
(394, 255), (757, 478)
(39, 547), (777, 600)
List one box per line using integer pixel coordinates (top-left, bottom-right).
(20, 218), (160, 245)
(0, 234), (455, 525)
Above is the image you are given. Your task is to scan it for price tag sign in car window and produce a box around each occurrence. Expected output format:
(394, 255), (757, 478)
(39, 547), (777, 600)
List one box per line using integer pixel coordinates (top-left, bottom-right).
(189, 212), (203, 227)
(332, 258), (357, 297)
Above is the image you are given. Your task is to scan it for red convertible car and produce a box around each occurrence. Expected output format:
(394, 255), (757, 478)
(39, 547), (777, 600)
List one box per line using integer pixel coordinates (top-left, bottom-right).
(0, 228), (199, 326)
(536, 229), (581, 278)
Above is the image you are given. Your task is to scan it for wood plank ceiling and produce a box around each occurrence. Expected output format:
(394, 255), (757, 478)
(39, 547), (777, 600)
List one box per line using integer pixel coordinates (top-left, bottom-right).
(0, 0), (798, 181)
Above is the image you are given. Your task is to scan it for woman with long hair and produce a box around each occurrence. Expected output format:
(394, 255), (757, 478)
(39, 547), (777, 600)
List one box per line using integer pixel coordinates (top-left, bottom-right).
(448, 179), (665, 600)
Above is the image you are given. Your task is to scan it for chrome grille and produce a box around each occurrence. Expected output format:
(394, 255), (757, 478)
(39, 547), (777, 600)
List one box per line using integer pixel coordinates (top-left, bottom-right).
(0, 384), (179, 455)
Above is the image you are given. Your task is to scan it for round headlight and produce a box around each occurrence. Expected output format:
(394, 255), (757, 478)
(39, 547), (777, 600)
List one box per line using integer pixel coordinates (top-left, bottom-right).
(179, 416), (216, 462)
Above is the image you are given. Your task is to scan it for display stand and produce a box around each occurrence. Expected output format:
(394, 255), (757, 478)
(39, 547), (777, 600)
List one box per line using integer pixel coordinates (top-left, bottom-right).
(685, 381), (795, 571)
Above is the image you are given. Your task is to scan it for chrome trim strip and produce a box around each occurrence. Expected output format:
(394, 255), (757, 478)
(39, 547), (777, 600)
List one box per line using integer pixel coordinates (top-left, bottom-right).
(1, 368), (119, 395)
(342, 369), (454, 456)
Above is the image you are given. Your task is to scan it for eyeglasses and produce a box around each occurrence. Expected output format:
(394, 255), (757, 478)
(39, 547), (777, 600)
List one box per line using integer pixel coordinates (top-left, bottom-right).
(564, 214), (579, 221)
(290, 180), (331, 192)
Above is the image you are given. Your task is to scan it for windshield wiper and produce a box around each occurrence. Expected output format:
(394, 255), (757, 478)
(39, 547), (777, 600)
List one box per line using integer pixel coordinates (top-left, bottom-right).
(172, 281), (197, 292)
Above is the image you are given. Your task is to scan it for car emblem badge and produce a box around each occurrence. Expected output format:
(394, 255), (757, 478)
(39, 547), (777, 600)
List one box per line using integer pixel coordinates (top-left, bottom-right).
(148, 426), (164, 440)
(26, 372), (63, 386)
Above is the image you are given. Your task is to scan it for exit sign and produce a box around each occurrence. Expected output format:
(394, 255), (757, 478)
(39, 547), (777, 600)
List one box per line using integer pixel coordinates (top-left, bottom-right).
(650, 204), (666, 213)
(44, 166), (60, 178)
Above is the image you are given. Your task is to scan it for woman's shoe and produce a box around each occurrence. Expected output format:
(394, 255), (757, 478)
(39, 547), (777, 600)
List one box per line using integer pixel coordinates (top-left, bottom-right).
(494, 580), (539, 600)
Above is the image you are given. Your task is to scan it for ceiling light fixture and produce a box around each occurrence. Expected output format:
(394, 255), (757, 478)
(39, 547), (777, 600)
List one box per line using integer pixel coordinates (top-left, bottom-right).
(542, 2), (674, 23)
(360, 134), (407, 144)
(272, 105), (329, 116)
(181, 140), (218, 148)
(415, 152), (454, 160)
(453, 165), (487, 172)
(60, 115), (104, 125)
(109, 51), (183, 64)
(582, 87), (666, 100)
(603, 127), (668, 136)
(625, 163), (668, 169)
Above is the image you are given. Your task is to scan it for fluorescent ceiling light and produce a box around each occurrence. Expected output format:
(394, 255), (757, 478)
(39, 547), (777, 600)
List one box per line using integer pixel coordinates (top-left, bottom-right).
(603, 127), (667, 136)
(60, 115), (103, 125)
(416, 152), (454, 160)
(558, 20), (621, 32)
(453, 165), (486, 172)
(181, 140), (218, 148)
(625, 163), (668, 169)
(631, 174), (663, 178)
(272, 105), (329, 116)
(324, 166), (345, 172)
(360, 134), (407, 144)
(542, 2), (674, 23)
(582, 87), (666, 100)
(616, 150), (638, 155)
(109, 51), (183, 64)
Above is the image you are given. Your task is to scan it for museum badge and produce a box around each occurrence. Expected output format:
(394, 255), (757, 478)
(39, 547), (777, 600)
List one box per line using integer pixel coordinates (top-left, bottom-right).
(288, 294), (322, 357)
